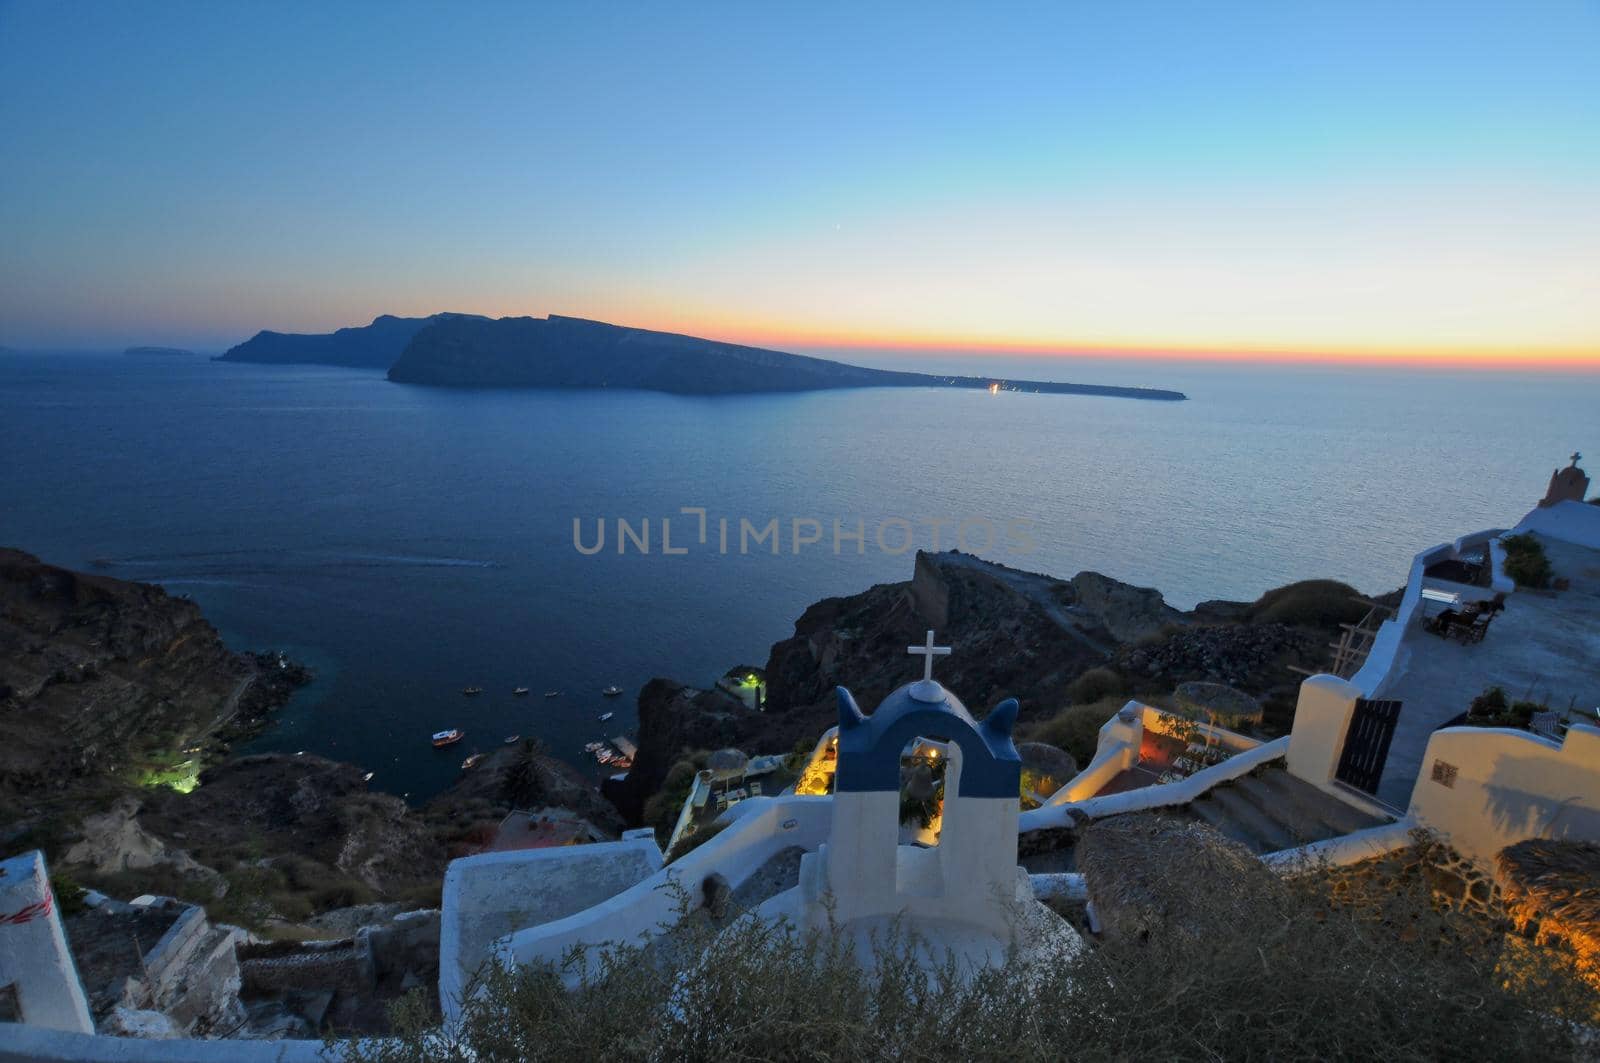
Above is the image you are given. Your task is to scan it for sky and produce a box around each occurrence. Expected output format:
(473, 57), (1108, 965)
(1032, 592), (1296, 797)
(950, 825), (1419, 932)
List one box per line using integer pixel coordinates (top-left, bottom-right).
(1, 2), (1597, 366)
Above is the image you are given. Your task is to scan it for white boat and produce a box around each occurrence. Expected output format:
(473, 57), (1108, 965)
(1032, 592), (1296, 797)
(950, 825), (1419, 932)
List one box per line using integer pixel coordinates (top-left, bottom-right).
(544, 690), (563, 698)
(462, 752), (485, 770)
(513, 687), (531, 696)
(504, 734), (521, 745)
(598, 711), (614, 722)
(602, 686), (623, 697)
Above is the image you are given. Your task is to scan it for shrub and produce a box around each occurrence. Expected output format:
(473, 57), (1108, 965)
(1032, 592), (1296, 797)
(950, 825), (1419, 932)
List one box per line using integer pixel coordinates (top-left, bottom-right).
(663, 820), (727, 864)
(1469, 685), (1509, 717)
(1067, 666), (1122, 704)
(643, 754), (708, 842)
(1501, 533), (1553, 589)
(50, 870), (88, 916)
(1252, 579), (1367, 627)
(342, 842), (1592, 1063)
(500, 738), (549, 808)
(1024, 699), (1120, 767)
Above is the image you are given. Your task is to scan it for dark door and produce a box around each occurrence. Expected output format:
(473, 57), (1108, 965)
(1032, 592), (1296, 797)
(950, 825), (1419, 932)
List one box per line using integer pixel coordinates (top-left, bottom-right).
(1335, 698), (1402, 794)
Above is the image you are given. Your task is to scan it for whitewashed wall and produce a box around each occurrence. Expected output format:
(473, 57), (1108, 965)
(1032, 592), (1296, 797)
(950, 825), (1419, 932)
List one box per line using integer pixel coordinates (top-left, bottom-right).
(1408, 723), (1600, 867)
(501, 795), (831, 985)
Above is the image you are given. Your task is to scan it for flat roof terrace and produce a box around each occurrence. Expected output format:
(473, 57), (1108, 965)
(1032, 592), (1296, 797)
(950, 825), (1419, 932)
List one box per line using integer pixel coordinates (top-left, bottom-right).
(1376, 533), (1600, 809)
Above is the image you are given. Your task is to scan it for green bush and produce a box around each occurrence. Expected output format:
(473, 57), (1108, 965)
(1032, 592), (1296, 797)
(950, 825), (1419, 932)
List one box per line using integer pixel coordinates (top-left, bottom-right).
(50, 870), (88, 916)
(1464, 686), (1544, 730)
(1501, 534), (1552, 588)
(1469, 685), (1509, 717)
(1252, 580), (1367, 627)
(643, 753), (709, 843)
(1024, 699), (1120, 767)
(1067, 666), (1122, 704)
(663, 821), (727, 864)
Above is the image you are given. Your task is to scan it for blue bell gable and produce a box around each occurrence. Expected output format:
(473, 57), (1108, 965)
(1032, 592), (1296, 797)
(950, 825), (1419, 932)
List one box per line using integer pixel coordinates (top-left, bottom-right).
(833, 683), (1022, 799)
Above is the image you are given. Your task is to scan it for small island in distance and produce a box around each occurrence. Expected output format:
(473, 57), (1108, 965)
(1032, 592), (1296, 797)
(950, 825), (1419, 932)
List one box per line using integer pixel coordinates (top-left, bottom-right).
(219, 312), (1187, 401)
(125, 345), (201, 357)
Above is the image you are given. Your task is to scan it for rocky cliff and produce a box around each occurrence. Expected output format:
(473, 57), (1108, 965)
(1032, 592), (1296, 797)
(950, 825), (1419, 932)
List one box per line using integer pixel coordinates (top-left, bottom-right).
(0, 549), (621, 931)
(606, 550), (1184, 821)
(610, 551), (1373, 825)
(0, 548), (305, 810)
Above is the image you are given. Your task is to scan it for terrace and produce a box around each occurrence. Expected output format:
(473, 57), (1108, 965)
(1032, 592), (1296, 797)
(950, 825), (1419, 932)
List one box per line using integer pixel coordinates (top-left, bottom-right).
(1375, 531), (1600, 809)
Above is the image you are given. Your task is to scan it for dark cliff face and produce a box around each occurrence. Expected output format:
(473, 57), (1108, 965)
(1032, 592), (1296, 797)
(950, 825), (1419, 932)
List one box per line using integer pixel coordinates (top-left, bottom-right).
(0, 549), (295, 807)
(609, 553), (1374, 826)
(216, 313), (485, 368)
(607, 550), (1141, 823)
(386, 314), (1187, 400)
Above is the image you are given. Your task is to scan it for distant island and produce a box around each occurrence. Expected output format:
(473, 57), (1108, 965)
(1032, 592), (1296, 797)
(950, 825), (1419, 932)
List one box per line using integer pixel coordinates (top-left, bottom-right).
(124, 345), (201, 357)
(216, 313), (486, 369)
(389, 315), (1189, 399)
(221, 312), (1187, 401)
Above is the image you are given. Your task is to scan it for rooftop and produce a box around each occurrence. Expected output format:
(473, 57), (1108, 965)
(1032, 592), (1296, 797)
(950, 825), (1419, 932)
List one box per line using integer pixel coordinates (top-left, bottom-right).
(1376, 532), (1600, 808)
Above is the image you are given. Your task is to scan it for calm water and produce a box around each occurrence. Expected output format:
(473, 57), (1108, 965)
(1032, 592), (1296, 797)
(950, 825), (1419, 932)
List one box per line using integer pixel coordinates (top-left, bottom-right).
(1, 352), (1592, 799)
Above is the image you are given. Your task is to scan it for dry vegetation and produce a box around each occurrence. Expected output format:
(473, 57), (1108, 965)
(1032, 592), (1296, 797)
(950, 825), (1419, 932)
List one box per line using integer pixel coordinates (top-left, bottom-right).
(344, 841), (1596, 1062)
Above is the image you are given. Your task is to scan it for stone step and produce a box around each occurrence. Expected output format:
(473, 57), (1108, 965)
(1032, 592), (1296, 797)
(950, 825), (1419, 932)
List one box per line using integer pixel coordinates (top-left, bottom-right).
(1230, 774), (1338, 846)
(1207, 786), (1299, 853)
(1256, 768), (1387, 836)
(1188, 797), (1267, 855)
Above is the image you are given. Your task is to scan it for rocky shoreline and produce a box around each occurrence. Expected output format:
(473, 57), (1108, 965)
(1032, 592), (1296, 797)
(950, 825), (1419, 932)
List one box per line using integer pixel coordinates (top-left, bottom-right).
(0, 548), (611, 937)
(1, 543), (1387, 934)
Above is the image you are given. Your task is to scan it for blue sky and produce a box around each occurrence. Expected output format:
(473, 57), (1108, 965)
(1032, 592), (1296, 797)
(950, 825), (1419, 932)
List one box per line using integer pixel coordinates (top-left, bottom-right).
(1, 1), (1597, 363)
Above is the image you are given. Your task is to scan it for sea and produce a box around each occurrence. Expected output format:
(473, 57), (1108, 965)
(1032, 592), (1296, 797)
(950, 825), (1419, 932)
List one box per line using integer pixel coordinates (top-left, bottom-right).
(1, 350), (1592, 800)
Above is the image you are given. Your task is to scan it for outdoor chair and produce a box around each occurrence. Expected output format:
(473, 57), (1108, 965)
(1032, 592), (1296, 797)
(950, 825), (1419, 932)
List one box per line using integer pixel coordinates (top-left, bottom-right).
(749, 781), (762, 796)
(1425, 609), (1461, 637)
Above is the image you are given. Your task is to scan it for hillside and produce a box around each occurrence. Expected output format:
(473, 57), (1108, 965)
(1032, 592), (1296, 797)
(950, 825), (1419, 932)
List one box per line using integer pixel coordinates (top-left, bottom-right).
(605, 550), (1373, 828)
(387, 314), (1188, 399)
(0, 548), (305, 811)
(216, 313), (486, 368)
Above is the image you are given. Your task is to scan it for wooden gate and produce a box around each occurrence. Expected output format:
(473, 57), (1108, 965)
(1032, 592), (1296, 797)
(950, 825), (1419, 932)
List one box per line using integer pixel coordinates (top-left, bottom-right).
(1335, 698), (1402, 794)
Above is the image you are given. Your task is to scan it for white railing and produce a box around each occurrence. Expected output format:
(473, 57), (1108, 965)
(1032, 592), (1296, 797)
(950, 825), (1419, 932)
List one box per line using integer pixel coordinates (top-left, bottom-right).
(1260, 818), (1417, 872)
(662, 770), (715, 856)
(1021, 737), (1290, 831)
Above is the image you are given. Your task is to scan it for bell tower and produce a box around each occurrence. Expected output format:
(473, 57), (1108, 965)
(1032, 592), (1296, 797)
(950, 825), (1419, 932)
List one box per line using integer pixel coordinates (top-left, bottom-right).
(1540, 452), (1589, 508)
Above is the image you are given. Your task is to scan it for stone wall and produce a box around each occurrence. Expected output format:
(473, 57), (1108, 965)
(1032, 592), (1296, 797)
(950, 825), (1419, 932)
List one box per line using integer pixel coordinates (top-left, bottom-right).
(363, 908), (440, 984)
(238, 938), (374, 999)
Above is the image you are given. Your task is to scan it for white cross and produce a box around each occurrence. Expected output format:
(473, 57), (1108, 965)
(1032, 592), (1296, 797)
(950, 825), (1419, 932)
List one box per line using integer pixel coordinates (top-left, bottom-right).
(907, 629), (951, 683)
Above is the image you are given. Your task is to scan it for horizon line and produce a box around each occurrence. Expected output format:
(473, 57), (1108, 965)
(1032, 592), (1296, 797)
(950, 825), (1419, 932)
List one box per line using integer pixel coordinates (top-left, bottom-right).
(8, 313), (1600, 372)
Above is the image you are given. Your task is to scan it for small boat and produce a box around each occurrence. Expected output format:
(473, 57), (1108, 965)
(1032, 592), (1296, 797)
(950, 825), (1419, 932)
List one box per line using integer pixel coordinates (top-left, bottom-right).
(432, 729), (465, 748)
(598, 711), (614, 722)
(363, 771), (374, 782)
(513, 687), (530, 696)
(544, 690), (563, 698)
(504, 734), (521, 745)
(462, 752), (485, 771)
(584, 741), (604, 753)
(461, 686), (484, 696)
(602, 686), (623, 697)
